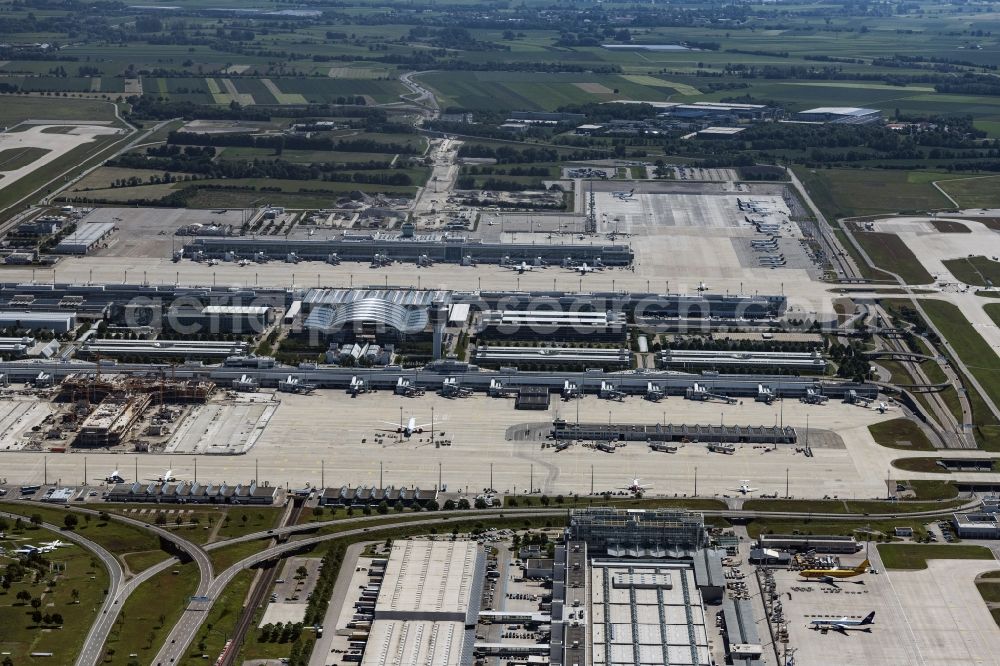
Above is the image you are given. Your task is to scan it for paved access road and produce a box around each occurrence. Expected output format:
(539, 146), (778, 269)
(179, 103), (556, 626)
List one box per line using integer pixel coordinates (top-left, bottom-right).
(0, 511), (124, 666)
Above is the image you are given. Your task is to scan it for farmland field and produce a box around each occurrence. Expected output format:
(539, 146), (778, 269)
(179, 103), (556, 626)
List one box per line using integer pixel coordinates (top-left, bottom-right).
(936, 176), (1000, 209)
(794, 168), (956, 219)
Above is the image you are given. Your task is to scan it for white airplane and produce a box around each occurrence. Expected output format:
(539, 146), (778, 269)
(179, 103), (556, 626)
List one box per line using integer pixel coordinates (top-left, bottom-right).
(613, 188), (635, 200)
(696, 281), (709, 292)
(618, 477), (653, 494)
(148, 470), (176, 482)
(876, 401), (889, 414)
(810, 611), (875, 634)
(98, 470), (125, 484)
(731, 480), (759, 495)
(13, 545), (41, 555)
(503, 261), (535, 274)
(571, 262), (602, 275)
(207, 258), (219, 266)
(379, 416), (432, 438)
(238, 258), (251, 267)
(40, 540), (69, 549)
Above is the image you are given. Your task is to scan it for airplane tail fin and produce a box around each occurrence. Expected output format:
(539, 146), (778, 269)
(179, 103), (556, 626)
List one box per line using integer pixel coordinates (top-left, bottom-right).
(855, 559), (870, 573)
(861, 611), (875, 625)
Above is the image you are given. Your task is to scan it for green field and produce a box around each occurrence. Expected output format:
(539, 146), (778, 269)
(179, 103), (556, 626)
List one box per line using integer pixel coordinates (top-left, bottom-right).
(937, 176), (1000, 209)
(893, 457), (1000, 474)
(0, 96), (118, 127)
(101, 561), (199, 665)
(0, 504), (170, 571)
(920, 300), (1000, 444)
(868, 418), (935, 451)
(852, 230), (934, 284)
(877, 543), (995, 570)
(0, 147), (49, 171)
(0, 526), (111, 664)
(795, 168), (957, 219)
(943, 256), (1000, 287)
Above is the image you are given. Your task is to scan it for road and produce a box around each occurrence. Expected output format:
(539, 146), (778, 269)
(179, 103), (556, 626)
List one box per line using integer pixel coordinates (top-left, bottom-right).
(6, 495), (982, 666)
(308, 541), (365, 666)
(836, 220), (1000, 425)
(1, 499), (213, 666)
(0, 511), (125, 666)
(398, 70), (439, 119)
(786, 167), (862, 281)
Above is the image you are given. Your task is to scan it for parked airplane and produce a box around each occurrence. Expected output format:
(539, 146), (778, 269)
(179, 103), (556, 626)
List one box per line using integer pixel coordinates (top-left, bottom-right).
(39, 540), (69, 549)
(876, 401), (889, 414)
(810, 611), (875, 634)
(13, 540), (68, 555)
(619, 477), (652, 494)
(800, 559), (870, 584)
(613, 188), (635, 201)
(148, 469), (176, 483)
(696, 281), (709, 292)
(98, 470), (125, 484)
(503, 261), (535, 274)
(379, 416), (432, 438)
(730, 480), (759, 495)
(568, 262), (602, 275)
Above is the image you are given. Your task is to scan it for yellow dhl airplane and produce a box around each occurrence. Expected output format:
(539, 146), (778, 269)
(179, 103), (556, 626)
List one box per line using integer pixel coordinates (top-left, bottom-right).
(800, 559), (869, 583)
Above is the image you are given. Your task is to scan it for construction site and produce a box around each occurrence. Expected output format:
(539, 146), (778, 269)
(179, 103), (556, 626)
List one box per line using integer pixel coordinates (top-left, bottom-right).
(14, 372), (219, 452)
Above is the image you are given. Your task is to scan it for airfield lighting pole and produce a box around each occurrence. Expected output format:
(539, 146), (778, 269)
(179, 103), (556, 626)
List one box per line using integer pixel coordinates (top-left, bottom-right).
(490, 463), (494, 493)
(321, 460), (325, 489)
(83, 456), (87, 486)
(380, 461), (383, 489)
(431, 405), (434, 440)
(43, 456), (47, 485)
(785, 467), (789, 499)
(255, 458), (258, 485)
(438, 462), (442, 492)
(590, 465), (594, 496)
(694, 466), (697, 497)
(399, 406), (403, 433)
(135, 458), (138, 483)
(194, 457), (197, 484)
(530, 464), (534, 495)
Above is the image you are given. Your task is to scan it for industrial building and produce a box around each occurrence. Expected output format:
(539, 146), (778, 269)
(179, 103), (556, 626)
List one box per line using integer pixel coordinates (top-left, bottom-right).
(656, 101), (778, 122)
(162, 304), (275, 335)
(0, 310), (76, 334)
(692, 548), (726, 604)
(476, 309), (627, 341)
(757, 534), (861, 554)
(0, 336), (41, 358)
(184, 233), (634, 266)
(658, 349), (826, 372)
(569, 508), (708, 558)
(79, 339), (250, 360)
(106, 480), (280, 504)
(359, 539), (484, 666)
(952, 512), (1000, 539)
(551, 419), (797, 445)
(721, 598), (764, 666)
(792, 107), (881, 125)
(695, 126), (747, 139)
(589, 560), (712, 666)
(54, 222), (116, 254)
(56, 373), (216, 404)
(318, 485), (438, 508)
(473, 345), (631, 368)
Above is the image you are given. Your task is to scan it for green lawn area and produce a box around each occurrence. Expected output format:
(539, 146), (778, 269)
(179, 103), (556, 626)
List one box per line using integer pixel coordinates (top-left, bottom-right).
(893, 457), (1000, 474)
(101, 561), (199, 665)
(942, 256), (1000, 287)
(0, 95), (119, 126)
(977, 572), (1000, 603)
(868, 418), (935, 451)
(794, 167), (956, 219)
(0, 147), (50, 171)
(937, 176), (1000, 209)
(877, 543), (995, 570)
(0, 503), (168, 571)
(852, 230), (933, 284)
(0, 529), (110, 664)
(743, 496), (961, 514)
(214, 507), (283, 540)
(187, 570), (254, 661)
(747, 517), (928, 541)
(919, 299), (1000, 451)
(208, 539), (273, 572)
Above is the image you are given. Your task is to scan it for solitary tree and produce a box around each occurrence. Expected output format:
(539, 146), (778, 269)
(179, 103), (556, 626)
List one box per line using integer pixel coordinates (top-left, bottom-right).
(63, 514), (78, 530)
